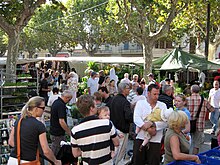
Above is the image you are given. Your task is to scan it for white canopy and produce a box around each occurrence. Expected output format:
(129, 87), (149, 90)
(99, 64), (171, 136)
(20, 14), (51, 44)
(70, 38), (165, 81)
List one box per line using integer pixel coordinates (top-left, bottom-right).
(0, 57), (42, 65)
(37, 56), (144, 64)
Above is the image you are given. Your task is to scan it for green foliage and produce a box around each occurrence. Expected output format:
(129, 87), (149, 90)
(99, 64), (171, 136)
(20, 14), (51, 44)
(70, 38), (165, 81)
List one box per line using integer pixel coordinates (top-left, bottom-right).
(173, 83), (183, 95)
(86, 61), (100, 72)
(77, 76), (88, 96)
(17, 74), (32, 78)
(65, 0), (124, 55)
(24, 3), (74, 56)
(4, 82), (36, 86)
(0, 0), (24, 25)
(171, 0), (220, 47)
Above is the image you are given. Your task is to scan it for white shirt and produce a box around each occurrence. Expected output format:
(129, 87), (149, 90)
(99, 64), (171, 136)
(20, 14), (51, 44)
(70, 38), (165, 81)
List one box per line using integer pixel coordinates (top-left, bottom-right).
(47, 94), (60, 106)
(87, 77), (99, 95)
(131, 95), (146, 105)
(209, 88), (220, 108)
(120, 78), (131, 84)
(134, 99), (167, 143)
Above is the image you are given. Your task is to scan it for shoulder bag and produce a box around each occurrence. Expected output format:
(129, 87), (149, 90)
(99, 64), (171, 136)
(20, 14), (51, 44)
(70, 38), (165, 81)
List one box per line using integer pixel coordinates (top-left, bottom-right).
(190, 96), (204, 133)
(17, 118), (41, 165)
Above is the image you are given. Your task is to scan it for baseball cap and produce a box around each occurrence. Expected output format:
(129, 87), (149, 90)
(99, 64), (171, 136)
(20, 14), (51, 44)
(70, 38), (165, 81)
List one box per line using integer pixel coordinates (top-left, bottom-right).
(147, 73), (154, 77)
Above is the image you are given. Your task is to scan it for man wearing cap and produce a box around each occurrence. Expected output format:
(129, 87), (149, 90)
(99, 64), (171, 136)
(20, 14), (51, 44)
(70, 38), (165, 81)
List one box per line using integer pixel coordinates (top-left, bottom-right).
(147, 73), (156, 85)
(87, 71), (99, 95)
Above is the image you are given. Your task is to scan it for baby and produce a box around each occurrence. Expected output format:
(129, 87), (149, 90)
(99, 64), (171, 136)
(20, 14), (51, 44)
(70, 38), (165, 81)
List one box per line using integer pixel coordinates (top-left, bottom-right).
(97, 106), (123, 158)
(137, 107), (173, 151)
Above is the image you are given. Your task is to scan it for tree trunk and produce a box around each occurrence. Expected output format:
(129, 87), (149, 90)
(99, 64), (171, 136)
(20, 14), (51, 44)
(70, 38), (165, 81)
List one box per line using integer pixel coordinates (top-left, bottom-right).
(6, 31), (20, 81)
(208, 43), (218, 60)
(143, 42), (154, 80)
(28, 50), (35, 58)
(189, 37), (196, 54)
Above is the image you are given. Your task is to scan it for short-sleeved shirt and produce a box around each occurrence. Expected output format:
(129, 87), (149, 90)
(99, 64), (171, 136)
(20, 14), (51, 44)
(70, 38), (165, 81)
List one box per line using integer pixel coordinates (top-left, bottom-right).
(71, 115), (117, 165)
(187, 93), (213, 131)
(10, 117), (46, 161)
(209, 88), (220, 108)
(50, 97), (67, 136)
(87, 77), (99, 95)
(176, 107), (191, 120)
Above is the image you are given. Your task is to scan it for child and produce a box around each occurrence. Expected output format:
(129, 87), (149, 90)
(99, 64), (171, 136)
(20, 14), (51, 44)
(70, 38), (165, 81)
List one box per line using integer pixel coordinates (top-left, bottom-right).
(97, 106), (123, 158)
(136, 107), (173, 151)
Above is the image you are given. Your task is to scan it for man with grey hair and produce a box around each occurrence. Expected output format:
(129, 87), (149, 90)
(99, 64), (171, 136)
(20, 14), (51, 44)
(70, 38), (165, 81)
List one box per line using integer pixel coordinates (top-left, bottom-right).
(186, 84), (214, 154)
(109, 82), (133, 164)
(158, 84), (174, 109)
(50, 90), (73, 156)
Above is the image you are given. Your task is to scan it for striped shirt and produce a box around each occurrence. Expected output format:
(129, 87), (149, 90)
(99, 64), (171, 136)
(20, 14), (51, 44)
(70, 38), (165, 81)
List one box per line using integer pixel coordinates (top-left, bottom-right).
(71, 115), (117, 165)
(186, 93), (214, 132)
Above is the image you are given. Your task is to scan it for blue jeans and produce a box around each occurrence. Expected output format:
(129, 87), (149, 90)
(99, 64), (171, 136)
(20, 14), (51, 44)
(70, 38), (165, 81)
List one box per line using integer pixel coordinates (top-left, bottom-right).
(210, 108), (219, 132)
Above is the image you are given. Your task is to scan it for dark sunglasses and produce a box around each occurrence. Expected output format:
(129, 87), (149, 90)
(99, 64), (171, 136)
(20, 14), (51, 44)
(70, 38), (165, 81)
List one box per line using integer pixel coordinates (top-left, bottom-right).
(38, 106), (46, 111)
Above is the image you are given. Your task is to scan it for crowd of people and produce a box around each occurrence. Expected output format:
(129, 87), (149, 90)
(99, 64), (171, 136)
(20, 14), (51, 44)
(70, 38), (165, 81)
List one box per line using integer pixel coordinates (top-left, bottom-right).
(6, 64), (220, 165)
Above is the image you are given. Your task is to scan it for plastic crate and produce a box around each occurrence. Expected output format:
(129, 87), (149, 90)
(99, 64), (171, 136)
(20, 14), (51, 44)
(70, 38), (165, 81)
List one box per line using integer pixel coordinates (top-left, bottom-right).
(198, 149), (220, 164)
(212, 146), (220, 151)
(167, 161), (200, 165)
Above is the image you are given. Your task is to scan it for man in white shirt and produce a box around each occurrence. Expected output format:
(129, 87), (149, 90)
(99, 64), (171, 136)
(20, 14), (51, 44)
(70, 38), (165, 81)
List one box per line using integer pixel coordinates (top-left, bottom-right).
(208, 80), (220, 134)
(87, 72), (99, 96)
(133, 84), (167, 165)
(121, 73), (131, 84)
(47, 87), (61, 107)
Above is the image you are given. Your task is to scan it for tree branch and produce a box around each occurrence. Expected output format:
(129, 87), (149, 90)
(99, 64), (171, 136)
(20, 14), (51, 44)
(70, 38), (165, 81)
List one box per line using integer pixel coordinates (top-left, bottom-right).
(0, 16), (14, 35)
(15, 0), (46, 30)
(152, 0), (188, 41)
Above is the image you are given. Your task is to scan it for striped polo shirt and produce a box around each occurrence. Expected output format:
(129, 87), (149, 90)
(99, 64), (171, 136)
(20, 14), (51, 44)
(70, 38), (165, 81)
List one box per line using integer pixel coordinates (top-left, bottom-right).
(71, 115), (117, 165)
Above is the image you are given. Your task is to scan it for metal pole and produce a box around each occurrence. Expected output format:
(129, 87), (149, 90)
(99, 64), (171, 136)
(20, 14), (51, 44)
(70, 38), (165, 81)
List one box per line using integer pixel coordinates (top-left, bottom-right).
(205, 2), (210, 60)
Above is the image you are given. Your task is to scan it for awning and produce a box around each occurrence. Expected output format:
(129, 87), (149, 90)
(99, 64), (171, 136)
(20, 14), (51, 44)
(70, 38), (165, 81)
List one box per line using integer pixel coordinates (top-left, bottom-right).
(37, 56), (144, 64)
(0, 58), (42, 65)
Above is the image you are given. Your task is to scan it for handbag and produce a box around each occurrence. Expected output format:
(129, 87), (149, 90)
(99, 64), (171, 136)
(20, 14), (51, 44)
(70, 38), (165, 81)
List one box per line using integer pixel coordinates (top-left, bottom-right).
(190, 96), (204, 133)
(17, 118), (41, 165)
(211, 137), (218, 149)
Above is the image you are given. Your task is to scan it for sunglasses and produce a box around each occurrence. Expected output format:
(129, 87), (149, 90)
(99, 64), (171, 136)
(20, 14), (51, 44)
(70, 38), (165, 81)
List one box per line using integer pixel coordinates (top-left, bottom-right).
(38, 106), (46, 111)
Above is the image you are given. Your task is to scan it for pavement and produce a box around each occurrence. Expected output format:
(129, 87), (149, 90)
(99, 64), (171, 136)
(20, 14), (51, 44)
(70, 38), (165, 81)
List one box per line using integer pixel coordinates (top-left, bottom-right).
(118, 120), (214, 165)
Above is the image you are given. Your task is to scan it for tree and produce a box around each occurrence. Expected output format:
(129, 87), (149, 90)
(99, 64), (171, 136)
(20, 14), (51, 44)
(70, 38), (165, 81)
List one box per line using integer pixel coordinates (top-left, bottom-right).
(23, 3), (74, 57)
(178, 0), (220, 60)
(107, 0), (189, 79)
(0, 0), (47, 79)
(66, 0), (118, 56)
(0, 29), (7, 57)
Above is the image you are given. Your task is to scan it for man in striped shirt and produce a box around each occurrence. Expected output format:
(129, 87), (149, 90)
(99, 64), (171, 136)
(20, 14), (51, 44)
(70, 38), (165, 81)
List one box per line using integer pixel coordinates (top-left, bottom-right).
(71, 95), (119, 165)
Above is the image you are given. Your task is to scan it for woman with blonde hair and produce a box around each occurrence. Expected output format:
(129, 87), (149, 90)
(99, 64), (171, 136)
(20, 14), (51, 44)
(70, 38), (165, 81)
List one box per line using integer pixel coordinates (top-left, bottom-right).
(7, 96), (61, 165)
(164, 111), (201, 164)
